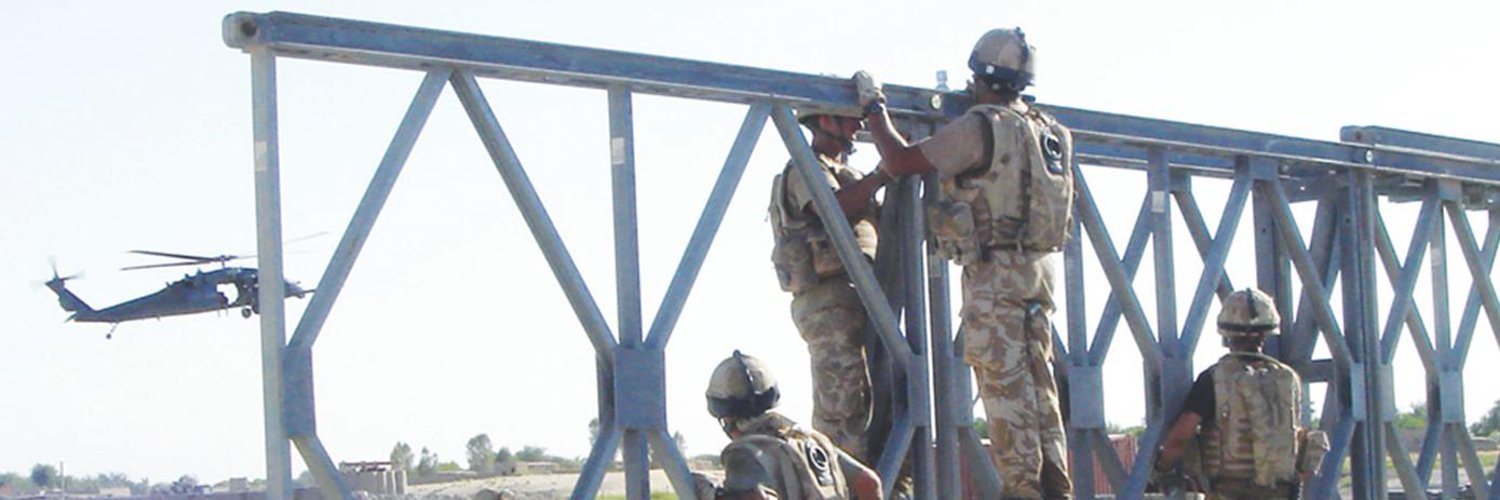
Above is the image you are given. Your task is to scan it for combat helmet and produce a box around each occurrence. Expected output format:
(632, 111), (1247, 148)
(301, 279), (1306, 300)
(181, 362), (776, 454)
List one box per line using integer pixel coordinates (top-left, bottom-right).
(796, 106), (863, 128)
(706, 350), (781, 419)
(1217, 288), (1281, 339)
(968, 28), (1036, 92)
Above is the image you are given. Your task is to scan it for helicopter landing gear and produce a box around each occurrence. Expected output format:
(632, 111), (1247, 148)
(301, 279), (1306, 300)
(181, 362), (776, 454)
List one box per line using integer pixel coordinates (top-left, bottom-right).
(241, 307), (253, 318)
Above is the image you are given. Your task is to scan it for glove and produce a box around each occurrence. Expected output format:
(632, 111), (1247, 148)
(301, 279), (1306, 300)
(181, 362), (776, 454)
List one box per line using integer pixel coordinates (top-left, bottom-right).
(852, 70), (886, 108)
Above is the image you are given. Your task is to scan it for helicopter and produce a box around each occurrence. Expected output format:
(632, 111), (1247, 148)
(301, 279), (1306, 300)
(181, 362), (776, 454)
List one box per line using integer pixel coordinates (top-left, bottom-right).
(44, 249), (313, 338)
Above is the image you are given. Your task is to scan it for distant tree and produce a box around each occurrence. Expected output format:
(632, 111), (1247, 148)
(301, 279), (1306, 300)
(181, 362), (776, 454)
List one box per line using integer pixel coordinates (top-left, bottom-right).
(169, 475), (200, 496)
(1395, 403), (1428, 430)
(516, 445), (548, 462)
(390, 442), (415, 472)
(295, 470), (316, 487)
(466, 434), (496, 472)
(0, 472), (33, 493)
(973, 418), (988, 440)
(1472, 398), (1500, 437)
(589, 417), (600, 446)
(436, 461), (463, 473)
(417, 447), (439, 477)
(1105, 421), (1147, 438)
(30, 464), (57, 490)
(495, 447), (513, 465)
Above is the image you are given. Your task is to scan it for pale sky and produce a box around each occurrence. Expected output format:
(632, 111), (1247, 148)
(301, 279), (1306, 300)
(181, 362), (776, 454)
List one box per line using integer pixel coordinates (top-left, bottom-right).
(3, 0), (1499, 486)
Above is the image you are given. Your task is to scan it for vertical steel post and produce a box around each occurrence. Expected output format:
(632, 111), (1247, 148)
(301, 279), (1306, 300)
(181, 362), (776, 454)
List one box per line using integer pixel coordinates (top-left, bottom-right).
(249, 47), (293, 500)
(1062, 186), (1095, 498)
(1342, 169), (1386, 500)
(607, 87), (651, 500)
(1148, 147), (1191, 433)
(925, 168), (964, 499)
(898, 177), (936, 499)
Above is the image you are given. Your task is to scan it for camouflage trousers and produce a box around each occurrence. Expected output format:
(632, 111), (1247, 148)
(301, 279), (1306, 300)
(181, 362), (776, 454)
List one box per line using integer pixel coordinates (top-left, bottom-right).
(960, 251), (1071, 499)
(790, 278), (872, 463)
(1204, 478), (1296, 500)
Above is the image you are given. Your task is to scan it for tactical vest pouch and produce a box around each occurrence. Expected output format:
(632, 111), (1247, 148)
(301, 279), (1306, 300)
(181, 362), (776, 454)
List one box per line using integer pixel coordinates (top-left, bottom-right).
(772, 235), (819, 293)
(770, 170), (821, 293)
(807, 232), (844, 278)
(928, 198), (980, 265)
(928, 176), (985, 265)
(1296, 428), (1330, 476)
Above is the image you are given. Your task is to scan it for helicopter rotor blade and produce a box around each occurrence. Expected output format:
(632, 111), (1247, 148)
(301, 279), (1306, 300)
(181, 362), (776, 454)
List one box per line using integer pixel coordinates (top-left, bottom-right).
(128, 249), (221, 262)
(283, 231), (330, 246)
(121, 261), (217, 271)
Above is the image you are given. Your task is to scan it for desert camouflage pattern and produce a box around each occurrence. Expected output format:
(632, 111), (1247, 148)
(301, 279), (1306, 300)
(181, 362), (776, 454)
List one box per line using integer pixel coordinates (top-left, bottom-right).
(790, 279), (871, 463)
(769, 155), (879, 293)
(1216, 288), (1280, 340)
(960, 249), (1070, 499)
(1201, 352), (1302, 488)
(722, 412), (850, 499)
(1296, 427), (1330, 477)
(929, 101), (1073, 262)
(1201, 478), (1296, 500)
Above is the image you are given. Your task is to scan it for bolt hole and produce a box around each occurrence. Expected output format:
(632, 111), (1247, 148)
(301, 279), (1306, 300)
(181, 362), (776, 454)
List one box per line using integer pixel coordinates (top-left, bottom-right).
(239, 21), (258, 38)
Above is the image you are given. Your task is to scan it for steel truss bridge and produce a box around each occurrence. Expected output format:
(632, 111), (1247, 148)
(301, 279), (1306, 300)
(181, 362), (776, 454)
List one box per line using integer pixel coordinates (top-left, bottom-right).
(224, 11), (1500, 500)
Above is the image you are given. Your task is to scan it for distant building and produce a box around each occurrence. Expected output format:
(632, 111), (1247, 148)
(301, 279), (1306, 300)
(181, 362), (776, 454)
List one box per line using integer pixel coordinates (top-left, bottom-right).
(512, 462), (558, 475)
(98, 486), (133, 497)
(337, 460), (406, 495)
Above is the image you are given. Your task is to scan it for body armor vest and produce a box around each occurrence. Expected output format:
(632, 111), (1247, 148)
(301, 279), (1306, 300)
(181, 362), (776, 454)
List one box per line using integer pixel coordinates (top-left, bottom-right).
(728, 413), (849, 499)
(929, 102), (1073, 264)
(769, 156), (879, 293)
(1200, 352), (1301, 487)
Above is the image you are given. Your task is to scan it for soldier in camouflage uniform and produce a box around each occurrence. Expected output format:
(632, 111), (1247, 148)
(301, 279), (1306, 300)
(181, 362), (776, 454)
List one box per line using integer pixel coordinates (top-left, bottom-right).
(858, 29), (1073, 498)
(1153, 289), (1330, 499)
(694, 351), (884, 500)
(768, 108), (888, 463)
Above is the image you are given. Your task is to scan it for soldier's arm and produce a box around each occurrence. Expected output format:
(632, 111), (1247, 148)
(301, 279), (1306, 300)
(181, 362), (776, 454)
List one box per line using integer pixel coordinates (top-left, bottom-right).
(1155, 412), (1202, 471)
(833, 169), (889, 217)
(864, 102), (936, 178)
(836, 452), (883, 500)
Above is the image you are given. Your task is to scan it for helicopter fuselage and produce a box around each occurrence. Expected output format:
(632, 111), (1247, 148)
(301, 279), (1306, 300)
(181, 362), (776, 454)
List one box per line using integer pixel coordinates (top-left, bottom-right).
(48, 267), (309, 323)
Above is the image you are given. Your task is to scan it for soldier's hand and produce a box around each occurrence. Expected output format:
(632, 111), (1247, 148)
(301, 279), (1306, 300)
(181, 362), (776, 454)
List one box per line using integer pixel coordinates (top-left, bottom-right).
(852, 71), (886, 109)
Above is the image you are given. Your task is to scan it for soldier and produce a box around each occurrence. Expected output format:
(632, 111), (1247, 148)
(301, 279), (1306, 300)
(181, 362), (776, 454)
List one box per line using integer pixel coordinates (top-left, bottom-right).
(694, 351), (884, 499)
(1153, 288), (1330, 499)
(856, 28), (1074, 499)
(768, 107), (888, 462)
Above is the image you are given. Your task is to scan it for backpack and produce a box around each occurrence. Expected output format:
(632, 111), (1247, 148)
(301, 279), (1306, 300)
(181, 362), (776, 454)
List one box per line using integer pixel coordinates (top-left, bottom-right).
(1203, 352), (1302, 486)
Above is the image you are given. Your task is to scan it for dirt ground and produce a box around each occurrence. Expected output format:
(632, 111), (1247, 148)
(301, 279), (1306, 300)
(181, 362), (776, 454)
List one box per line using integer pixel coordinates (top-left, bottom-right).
(406, 470), (720, 499)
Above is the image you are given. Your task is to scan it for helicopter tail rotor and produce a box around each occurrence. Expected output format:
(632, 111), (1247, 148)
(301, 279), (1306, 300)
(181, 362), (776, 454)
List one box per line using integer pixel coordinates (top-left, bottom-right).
(41, 257), (95, 315)
(39, 257), (84, 288)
